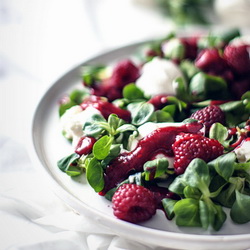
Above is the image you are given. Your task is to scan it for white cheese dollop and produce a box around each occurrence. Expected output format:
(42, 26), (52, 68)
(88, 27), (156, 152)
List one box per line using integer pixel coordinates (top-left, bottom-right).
(60, 105), (101, 146)
(135, 57), (183, 96)
(235, 139), (250, 163)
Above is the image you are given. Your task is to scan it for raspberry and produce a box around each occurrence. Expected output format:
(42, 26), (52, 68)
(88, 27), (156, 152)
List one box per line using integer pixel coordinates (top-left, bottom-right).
(190, 105), (225, 134)
(111, 59), (140, 88)
(180, 36), (198, 60)
(224, 45), (250, 76)
(92, 59), (140, 101)
(80, 95), (131, 122)
(172, 133), (224, 175)
(112, 184), (157, 223)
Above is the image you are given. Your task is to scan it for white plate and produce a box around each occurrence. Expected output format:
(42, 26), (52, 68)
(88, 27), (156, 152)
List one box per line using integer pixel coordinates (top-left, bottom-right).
(30, 42), (250, 250)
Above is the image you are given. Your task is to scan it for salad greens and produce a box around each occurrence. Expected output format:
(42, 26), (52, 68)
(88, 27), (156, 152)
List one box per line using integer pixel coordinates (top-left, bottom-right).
(57, 29), (250, 231)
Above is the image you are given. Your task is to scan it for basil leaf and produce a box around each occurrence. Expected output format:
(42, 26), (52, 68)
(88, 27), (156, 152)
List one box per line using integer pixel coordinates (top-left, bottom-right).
(230, 190), (250, 224)
(128, 102), (154, 126)
(57, 153), (79, 172)
(93, 135), (113, 160)
(122, 83), (145, 100)
(174, 198), (201, 227)
(86, 157), (104, 192)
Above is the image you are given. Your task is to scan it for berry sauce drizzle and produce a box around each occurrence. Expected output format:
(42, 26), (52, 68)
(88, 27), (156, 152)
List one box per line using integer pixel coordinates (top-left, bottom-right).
(99, 122), (203, 195)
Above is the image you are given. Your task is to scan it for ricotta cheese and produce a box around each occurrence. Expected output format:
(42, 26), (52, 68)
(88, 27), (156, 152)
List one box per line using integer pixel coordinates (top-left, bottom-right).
(235, 139), (250, 163)
(135, 57), (183, 96)
(60, 105), (101, 146)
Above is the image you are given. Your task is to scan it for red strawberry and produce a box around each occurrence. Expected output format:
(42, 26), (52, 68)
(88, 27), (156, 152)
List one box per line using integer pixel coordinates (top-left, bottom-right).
(112, 184), (157, 223)
(195, 48), (229, 75)
(148, 94), (168, 110)
(190, 105), (225, 134)
(172, 133), (224, 175)
(224, 45), (250, 76)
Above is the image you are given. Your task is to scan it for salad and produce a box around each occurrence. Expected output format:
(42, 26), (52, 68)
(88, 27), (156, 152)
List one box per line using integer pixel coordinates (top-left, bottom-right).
(57, 29), (250, 231)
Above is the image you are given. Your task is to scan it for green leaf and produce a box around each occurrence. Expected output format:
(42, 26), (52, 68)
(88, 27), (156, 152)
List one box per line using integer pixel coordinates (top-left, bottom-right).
(230, 190), (250, 224)
(115, 124), (138, 134)
(179, 61), (200, 82)
(162, 198), (178, 220)
(208, 152), (236, 181)
(57, 153), (79, 172)
(174, 198), (201, 227)
(143, 158), (169, 181)
(162, 104), (176, 117)
(93, 135), (113, 160)
(59, 100), (77, 117)
(189, 72), (228, 101)
(163, 38), (185, 60)
(128, 102), (154, 126)
(66, 166), (82, 177)
(69, 89), (89, 104)
(122, 83), (145, 100)
(82, 65), (106, 86)
(101, 144), (121, 166)
(180, 158), (211, 196)
(153, 110), (174, 123)
(213, 204), (227, 231)
(83, 113), (106, 137)
(199, 200), (211, 230)
(168, 175), (187, 195)
(183, 186), (202, 199)
(209, 123), (230, 147)
(86, 157), (104, 192)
